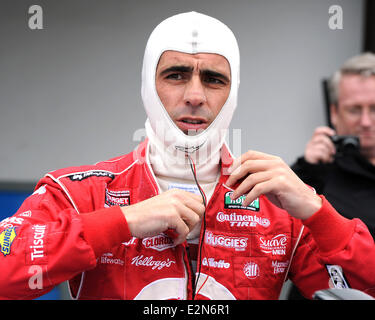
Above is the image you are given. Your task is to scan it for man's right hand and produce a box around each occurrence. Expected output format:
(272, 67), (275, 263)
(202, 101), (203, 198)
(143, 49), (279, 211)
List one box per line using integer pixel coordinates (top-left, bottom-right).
(304, 126), (336, 164)
(120, 189), (205, 245)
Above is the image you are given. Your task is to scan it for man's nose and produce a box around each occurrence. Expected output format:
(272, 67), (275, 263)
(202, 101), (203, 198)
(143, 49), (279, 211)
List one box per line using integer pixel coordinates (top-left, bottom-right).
(360, 108), (373, 127)
(183, 76), (207, 107)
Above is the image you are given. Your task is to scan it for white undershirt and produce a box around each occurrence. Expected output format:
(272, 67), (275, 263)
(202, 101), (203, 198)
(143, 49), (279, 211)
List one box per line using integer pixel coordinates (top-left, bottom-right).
(147, 129), (221, 273)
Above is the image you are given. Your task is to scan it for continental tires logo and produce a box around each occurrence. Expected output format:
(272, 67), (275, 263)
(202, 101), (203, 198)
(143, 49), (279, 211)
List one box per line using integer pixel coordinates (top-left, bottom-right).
(224, 192), (259, 211)
(216, 211), (270, 228)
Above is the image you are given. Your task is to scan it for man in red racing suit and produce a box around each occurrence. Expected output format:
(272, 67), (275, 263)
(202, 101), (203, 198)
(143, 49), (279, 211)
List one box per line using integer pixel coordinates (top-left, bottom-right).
(1, 12), (375, 300)
(0, 140), (374, 299)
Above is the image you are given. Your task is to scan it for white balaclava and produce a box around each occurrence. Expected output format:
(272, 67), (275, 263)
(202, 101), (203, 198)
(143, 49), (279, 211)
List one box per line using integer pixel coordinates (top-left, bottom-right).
(141, 11), (240, 181)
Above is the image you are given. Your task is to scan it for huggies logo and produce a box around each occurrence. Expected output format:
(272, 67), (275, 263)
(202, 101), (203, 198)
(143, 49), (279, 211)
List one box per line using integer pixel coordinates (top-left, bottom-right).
(204, 231), (248, 251)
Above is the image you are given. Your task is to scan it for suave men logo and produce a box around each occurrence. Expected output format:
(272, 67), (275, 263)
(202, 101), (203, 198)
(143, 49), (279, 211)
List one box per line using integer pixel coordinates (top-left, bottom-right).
(224, 191), (260, 211)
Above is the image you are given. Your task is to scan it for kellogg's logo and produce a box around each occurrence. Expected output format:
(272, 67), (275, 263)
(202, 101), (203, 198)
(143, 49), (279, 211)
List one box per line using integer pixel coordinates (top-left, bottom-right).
(131, 255), (176, 270)
(142, 234), (175, 251)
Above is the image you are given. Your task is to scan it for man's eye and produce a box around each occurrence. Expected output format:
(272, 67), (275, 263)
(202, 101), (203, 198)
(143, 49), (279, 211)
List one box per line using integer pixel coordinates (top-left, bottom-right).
(205, 77), (224, 84)
(347, 106), (362, 114)
(166, 73), (183, 80)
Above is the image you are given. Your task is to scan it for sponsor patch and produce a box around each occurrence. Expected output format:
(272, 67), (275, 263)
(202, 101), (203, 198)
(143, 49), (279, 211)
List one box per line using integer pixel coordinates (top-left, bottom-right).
(29, 225), (47, 263)
(105, 189), (130, 207)
(202, 257), (230, 269)
(131, 255), (176, 270)
(122, 237), (137, 246)
(18, 210), (32, 217)
(216, 211), (270, 228)
(142, 233), (175, 251)
(100, 252), (124, 266)
(0, 216), (24, 229)
(243, 261), (260, 279)
(0, 227), (17, 256)
(204, 231), (248, 251)
(259, 234), (288, 255)
(224, 191), (260, 211)
(272, 260), (289, 274)
(68, 171), (115, 181)
(168, 182), (200, 195)
(326, 265), (350, 289)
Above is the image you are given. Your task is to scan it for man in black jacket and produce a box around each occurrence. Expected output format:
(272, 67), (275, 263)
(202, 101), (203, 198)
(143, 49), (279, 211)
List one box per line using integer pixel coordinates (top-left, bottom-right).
(288, 52), (375, 300)
(292, 52), (375, 239)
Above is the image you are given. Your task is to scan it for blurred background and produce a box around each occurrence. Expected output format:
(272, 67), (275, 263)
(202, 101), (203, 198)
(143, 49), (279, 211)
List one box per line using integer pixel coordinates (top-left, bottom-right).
(0, 0), (374, 299)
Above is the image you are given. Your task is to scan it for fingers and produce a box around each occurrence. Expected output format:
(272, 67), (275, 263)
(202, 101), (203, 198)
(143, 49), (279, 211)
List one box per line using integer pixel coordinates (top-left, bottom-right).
(225, 151), (291, 207)
(228, 150), (275, 175)
(169, 215), (191, 246)
(166, 189), (205, 220)
(164, 190), (205, 245)
(226, 155), (282, 188)
(122, 188), (205, 246)
(314, 126), (336, 137)
(305, 126), (336, 164)
(230, 170), (273, 203)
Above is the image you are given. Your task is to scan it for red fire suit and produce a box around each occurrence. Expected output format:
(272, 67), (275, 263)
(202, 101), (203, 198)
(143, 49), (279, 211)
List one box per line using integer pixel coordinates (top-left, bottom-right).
(0, 140), (374, 300)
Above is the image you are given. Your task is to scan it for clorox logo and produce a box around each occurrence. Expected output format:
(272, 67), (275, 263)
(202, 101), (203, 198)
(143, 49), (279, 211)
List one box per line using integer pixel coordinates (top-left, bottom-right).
(0, 227), (17, 256)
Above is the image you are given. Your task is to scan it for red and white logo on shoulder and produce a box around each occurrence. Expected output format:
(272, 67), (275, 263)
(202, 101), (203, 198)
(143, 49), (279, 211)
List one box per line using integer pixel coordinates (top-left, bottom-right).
(243, 261), (259, 279)
(104, 189), (130, 207)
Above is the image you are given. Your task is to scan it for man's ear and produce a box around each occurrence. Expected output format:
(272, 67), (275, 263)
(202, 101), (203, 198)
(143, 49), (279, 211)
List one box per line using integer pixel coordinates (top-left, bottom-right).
(330, 103), (338, 129)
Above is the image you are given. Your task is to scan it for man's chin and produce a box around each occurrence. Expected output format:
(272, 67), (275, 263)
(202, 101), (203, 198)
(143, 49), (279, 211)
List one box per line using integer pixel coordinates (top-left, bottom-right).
(181, 129), (207, 136)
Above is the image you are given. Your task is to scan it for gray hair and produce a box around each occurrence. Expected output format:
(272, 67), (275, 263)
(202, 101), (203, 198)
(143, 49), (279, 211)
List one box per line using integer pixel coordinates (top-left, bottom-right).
(329, 52), (375, 105)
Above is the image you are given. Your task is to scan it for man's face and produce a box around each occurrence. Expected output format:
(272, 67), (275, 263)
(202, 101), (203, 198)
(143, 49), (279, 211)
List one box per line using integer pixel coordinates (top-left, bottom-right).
(155, 50), (231, 135)
(331, 74), (375, 152)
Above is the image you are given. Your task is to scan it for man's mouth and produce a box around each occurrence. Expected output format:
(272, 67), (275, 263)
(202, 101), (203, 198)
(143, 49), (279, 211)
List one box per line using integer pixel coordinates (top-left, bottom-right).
(176, 117), (208, 134)
(181, 119), (204, 124)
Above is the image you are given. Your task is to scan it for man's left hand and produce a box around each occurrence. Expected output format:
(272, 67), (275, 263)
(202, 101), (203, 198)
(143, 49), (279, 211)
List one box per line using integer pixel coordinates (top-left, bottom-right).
(226, 150), (322, 220)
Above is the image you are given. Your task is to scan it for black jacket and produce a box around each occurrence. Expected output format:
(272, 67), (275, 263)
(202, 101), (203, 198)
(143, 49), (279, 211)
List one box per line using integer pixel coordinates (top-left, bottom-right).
(291, 151), (375, 238)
